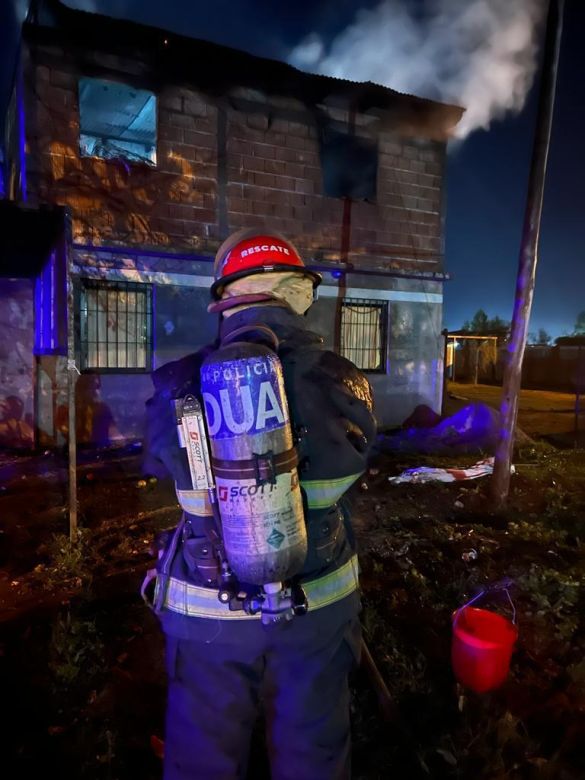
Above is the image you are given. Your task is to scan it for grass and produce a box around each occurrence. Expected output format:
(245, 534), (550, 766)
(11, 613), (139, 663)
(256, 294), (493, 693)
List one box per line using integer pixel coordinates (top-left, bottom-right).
(2, 383), (585, 779)
(448, 381), (581, 438)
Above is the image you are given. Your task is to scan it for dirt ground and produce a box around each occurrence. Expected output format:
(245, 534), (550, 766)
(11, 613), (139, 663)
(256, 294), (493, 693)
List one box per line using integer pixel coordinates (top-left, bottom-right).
(1, 383), (584, 779)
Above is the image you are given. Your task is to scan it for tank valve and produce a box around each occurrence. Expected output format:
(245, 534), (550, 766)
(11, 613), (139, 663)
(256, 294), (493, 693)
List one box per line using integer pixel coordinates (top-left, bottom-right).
(260, 582), (292, 625)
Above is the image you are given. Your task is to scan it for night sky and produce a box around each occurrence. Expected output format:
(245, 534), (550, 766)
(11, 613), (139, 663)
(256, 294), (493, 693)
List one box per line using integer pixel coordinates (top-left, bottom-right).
(2, 0), (584, 338)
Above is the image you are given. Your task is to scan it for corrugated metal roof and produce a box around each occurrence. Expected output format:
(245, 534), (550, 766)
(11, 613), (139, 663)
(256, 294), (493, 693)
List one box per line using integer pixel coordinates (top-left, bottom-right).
(25, 0), (463, 138)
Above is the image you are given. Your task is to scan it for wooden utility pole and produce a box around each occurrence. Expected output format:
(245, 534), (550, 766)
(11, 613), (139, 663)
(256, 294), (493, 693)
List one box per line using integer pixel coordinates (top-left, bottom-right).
(491, 0), (564, 506)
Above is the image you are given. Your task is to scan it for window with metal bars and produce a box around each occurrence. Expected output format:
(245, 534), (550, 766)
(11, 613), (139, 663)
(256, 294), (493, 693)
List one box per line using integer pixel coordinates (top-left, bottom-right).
(79, 279), (153, 372)
(339, 298), (387, 372)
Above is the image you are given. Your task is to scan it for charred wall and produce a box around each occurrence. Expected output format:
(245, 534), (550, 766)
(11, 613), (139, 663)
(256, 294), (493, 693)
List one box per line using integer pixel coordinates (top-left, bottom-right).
(23, 41), (446, 274)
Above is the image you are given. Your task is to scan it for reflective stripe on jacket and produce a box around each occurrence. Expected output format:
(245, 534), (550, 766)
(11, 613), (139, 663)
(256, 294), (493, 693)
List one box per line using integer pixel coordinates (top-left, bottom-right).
(302, 474), (362, 510)
(176, 487), (213, 516)
(176, 474), (363, 516)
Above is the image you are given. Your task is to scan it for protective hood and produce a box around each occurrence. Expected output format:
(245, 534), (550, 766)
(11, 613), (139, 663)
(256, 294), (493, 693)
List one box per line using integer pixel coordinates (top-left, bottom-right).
(208, 271), (315, 317)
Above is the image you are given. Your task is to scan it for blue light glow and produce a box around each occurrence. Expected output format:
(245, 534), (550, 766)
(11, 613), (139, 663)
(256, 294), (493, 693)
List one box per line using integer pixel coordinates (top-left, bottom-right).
(34, 250), (66, 355)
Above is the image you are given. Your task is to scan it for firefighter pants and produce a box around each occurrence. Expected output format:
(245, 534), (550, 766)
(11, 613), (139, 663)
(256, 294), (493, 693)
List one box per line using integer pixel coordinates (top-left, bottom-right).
(163, 615), (362, 780)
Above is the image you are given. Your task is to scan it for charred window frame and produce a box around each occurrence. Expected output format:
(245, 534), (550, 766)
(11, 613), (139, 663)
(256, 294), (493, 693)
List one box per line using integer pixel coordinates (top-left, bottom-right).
(339, 298), (388, 373)
(78, 279), (153, 373)
(78, 77), (157, 165)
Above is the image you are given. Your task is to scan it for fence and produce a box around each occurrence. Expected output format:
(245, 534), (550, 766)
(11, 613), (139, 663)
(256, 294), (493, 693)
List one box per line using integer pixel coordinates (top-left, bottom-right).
(447, 337), (585, 393)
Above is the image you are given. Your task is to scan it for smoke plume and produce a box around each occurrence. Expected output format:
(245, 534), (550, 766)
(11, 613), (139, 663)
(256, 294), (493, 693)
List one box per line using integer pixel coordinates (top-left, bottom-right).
(289, 0), (546, 138)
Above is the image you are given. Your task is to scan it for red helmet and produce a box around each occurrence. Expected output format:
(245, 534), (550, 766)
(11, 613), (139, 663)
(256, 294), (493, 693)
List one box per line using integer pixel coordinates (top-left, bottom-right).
(211, 229), (321, 300)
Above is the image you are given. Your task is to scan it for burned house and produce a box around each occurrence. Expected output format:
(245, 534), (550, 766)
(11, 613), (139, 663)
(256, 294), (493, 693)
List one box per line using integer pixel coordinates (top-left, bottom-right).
(0, 0), (462, 449)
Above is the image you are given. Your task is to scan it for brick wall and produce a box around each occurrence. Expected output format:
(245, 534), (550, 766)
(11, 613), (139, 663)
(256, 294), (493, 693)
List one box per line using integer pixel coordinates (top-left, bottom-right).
(25, 48), (221, 253)
(24, 42), (446, 273)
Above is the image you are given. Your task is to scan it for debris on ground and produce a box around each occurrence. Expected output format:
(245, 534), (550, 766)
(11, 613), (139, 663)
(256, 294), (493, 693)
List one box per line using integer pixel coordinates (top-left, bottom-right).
(388, 456), (513, 484)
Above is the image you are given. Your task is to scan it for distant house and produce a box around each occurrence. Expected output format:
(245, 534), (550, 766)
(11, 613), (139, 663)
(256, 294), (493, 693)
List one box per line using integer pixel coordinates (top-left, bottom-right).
(0, 0), (462, 449)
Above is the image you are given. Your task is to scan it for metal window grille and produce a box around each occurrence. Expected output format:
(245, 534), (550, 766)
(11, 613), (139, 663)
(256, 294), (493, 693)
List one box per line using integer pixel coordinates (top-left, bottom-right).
(79, 279), (153, 372)
(339, 298), (387, 372)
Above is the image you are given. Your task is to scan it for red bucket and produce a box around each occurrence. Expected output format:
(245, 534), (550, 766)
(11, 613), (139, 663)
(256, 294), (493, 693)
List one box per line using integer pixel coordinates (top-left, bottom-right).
(451, 606), (518, 693)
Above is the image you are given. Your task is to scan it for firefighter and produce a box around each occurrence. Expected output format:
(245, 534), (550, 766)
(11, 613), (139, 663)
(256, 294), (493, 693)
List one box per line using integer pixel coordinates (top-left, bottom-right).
(143, 229), (376, 780)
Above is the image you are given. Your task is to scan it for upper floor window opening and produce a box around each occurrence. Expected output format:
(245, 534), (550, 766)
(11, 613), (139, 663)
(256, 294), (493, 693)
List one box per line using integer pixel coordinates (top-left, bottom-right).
(319, 126), (378, 201)
(78, 77), (157, 165)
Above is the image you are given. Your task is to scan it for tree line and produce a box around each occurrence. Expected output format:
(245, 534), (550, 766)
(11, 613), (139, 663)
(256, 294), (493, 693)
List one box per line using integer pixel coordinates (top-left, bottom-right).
(460, 309), (585, 345)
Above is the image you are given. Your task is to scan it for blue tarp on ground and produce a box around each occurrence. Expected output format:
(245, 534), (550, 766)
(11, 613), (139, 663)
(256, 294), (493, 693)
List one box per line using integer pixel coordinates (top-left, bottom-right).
(376, 403), (530, 455)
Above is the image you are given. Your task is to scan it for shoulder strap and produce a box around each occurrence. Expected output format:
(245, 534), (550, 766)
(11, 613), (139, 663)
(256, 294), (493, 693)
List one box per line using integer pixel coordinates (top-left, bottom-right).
(220, 324), (279, 352)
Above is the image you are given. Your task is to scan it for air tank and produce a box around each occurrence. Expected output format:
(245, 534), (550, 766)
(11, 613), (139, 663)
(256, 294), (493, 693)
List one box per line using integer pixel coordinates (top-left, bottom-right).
(200, 341), (307, 585)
